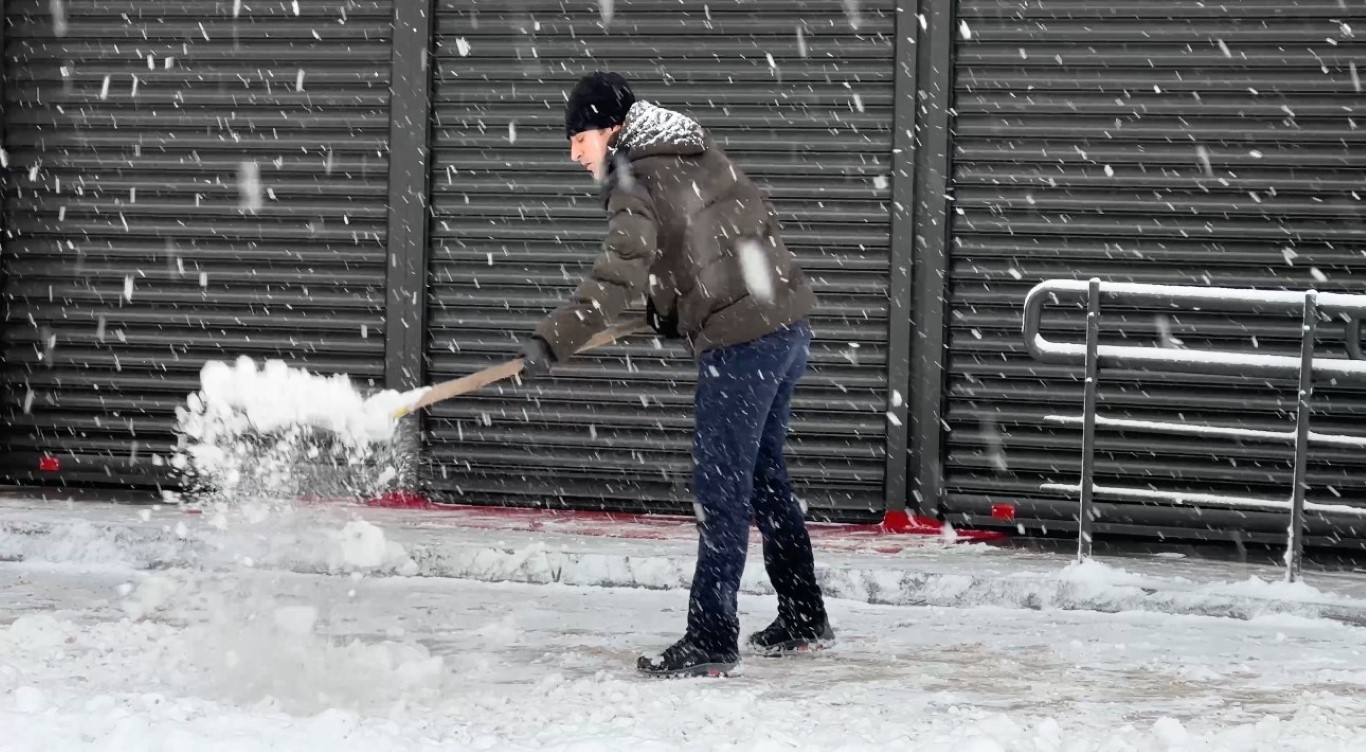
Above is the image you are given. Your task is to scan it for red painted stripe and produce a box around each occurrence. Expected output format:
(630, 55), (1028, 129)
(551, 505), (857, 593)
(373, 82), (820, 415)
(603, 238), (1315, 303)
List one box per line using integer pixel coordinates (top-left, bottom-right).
(358, 491), (1009, 544)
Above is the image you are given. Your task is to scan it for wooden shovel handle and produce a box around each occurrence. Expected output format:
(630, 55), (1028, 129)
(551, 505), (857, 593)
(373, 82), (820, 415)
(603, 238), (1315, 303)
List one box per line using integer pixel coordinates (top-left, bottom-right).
(394, 321), (652, 417)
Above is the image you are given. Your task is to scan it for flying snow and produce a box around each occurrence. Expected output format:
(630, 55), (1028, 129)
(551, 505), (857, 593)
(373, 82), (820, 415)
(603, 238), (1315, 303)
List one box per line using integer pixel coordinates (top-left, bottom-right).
(238, 162), (263, 212)
(173, 357), (426, 505)
(737, 239), (775, 304)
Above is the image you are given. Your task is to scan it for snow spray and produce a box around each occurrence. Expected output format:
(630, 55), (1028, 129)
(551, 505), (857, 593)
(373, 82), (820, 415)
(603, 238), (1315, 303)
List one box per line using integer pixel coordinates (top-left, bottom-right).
(172, 356), (425, 508)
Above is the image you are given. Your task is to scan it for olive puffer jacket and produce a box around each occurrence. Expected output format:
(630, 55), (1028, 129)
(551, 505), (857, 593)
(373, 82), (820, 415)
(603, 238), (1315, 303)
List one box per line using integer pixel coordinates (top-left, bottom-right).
(535, 101), (816, 360)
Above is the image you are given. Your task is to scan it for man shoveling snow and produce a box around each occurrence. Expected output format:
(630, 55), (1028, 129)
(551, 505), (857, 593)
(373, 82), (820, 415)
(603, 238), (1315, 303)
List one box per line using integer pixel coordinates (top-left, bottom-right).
(519, 72), (834, 678)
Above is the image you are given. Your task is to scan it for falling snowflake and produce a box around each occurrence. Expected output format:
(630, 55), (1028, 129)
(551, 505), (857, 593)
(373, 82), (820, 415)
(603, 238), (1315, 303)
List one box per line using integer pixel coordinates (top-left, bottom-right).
(843, 0), (861, 30)
(50, 0), (68, 37)
(239, 162), (264, 212)
(1195, 145), (1213, 176)
(737, 239), (775, 303)
(1154, 315), (1183, 348)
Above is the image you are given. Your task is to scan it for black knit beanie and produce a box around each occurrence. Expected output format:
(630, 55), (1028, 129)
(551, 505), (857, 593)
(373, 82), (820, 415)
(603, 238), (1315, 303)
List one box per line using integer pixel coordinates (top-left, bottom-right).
(565, 72), (635, 138)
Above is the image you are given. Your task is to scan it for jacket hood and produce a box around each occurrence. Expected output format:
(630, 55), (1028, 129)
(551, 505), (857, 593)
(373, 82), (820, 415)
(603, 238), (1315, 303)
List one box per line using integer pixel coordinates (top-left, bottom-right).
(614, 101), (706, 158)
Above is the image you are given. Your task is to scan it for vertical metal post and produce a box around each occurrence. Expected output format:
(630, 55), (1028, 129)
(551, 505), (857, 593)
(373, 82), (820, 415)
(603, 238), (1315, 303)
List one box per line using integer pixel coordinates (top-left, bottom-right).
(908, 0), (957, 517)
(1, 0), (8, 222)
(0, 0), (10, 332)
(1078, 277), (1102, 561)
(1287, 290), (1317, 582)
(882, 0), (920, 514)
(384, 0), (437, 391)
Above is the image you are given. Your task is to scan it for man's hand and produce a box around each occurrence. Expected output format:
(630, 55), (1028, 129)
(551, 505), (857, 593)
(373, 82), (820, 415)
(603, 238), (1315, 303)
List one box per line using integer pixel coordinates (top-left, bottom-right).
(646, 297), (682, 340)
(520, 337), (557, 380)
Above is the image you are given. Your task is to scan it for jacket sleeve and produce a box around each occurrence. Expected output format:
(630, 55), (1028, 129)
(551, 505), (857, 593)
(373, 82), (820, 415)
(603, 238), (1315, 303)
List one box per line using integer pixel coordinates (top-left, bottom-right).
(534, 177), (658, 361)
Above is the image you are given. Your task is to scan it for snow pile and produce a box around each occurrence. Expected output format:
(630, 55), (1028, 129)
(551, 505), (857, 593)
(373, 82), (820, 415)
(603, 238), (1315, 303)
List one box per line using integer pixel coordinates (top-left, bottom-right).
(173, 356), (426, 506)
(1055, 558), (1348, 608)
(1198, 574), (1341, 603)
(0, 504), (424, 578)
(4, 498), (1364, 626)
(325, 519), (419, 576)
(0, 517), (187, 569)
(333, 519), (395, 569)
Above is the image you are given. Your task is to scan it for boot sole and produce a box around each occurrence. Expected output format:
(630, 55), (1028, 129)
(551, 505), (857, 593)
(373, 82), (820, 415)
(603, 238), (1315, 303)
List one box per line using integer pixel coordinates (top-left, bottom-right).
(749, 638), (836, 657)
(637, 661), (742, 679)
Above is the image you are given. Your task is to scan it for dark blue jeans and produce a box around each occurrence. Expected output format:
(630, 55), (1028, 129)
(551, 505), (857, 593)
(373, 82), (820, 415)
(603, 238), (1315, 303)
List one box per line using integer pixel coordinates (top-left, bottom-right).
(687, 320), (827, 655)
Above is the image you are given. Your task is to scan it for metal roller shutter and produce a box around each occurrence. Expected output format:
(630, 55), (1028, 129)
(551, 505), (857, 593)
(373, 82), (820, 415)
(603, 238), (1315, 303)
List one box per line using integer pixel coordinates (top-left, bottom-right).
(0, 0), (393, 489)
(424, 0), (895, 517)
(945, 0), (1366, 539)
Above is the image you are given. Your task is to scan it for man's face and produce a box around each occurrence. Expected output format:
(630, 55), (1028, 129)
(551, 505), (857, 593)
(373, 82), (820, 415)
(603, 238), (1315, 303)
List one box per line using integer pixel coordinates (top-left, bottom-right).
(570, 126), (620, 179)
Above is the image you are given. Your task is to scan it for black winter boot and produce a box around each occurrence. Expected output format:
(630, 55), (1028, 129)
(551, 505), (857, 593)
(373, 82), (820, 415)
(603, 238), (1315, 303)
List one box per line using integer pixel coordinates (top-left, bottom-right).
(636, 636), (740, 678)
(746, 616), (835, 656)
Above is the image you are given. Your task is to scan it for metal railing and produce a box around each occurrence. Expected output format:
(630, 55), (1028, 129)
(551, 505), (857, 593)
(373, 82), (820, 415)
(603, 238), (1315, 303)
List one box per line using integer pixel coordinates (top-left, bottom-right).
(1023, 279), (1366, 581)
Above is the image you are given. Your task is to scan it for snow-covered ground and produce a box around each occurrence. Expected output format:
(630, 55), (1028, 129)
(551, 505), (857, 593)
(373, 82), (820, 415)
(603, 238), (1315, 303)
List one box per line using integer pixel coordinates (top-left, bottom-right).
(4, 561), (1366, 751)
(4, 503), (1366, 750)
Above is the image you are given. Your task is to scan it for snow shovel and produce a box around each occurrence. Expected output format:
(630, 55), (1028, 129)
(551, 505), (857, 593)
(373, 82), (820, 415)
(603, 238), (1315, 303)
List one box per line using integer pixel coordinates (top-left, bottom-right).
(392, 321), (653, 419)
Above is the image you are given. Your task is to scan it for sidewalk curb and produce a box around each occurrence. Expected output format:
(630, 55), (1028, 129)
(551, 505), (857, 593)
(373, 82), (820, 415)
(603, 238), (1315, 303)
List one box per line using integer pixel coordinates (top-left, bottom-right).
(4, 516), (1365, 628)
